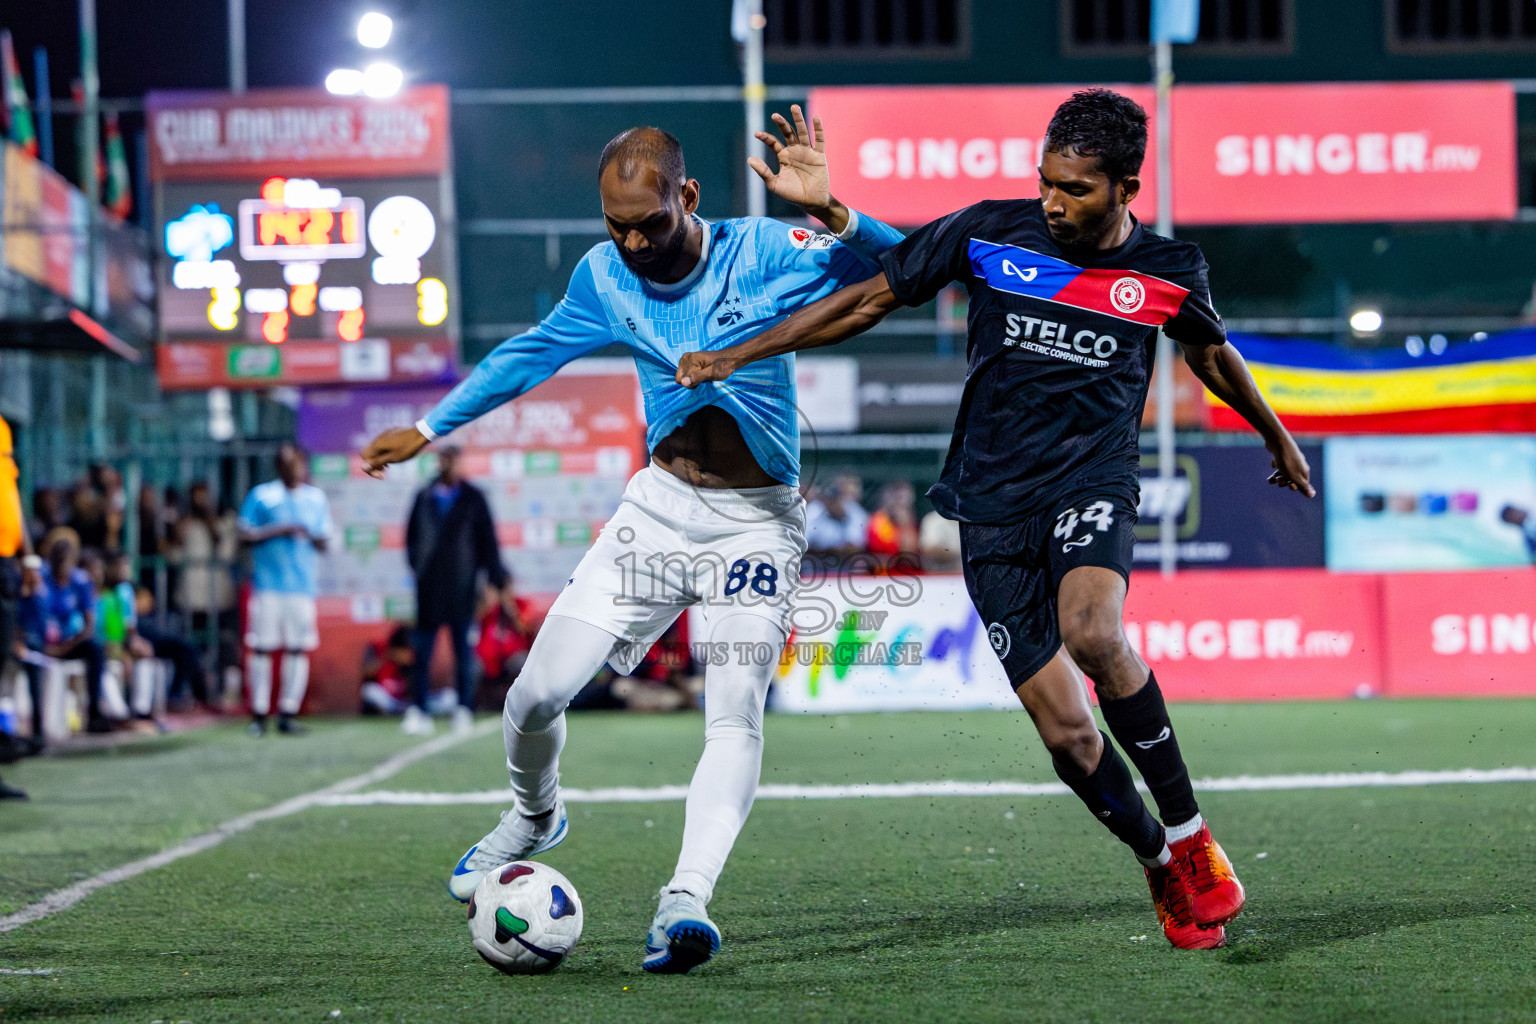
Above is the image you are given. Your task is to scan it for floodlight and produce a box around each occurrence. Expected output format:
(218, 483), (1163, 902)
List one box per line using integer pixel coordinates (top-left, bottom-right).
(1348, 308), (1383, 335)
(362, 62), (403, 98)
(358, 12), (393, 48)
(325, 68), (364, 95)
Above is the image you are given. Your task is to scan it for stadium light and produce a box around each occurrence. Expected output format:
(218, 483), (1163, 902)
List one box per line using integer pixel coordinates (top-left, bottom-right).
(362, 62), (404, 98)
(358, 12), (393, 48)
(325, 68), (364, 95)
(1348, 307), (1383, 335)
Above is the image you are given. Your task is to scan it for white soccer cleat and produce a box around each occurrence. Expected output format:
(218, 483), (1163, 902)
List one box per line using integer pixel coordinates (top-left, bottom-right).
(642, 888), (721, 974)
(447, 800), (569, 902)
(401, 705), (435, 736)
(451, 705), (474, 736)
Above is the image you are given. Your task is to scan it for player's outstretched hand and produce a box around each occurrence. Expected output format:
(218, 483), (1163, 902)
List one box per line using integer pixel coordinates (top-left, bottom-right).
(1266, 437), (1316, 497)
(360, 426), (430, 479)
(750, 104), (832, 212)
(676, 351), (738, 389)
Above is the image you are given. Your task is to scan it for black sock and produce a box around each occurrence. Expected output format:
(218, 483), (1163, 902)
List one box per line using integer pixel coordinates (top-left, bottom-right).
(1052, 732), (1166, 860)
(1099, 673), (1199, 826)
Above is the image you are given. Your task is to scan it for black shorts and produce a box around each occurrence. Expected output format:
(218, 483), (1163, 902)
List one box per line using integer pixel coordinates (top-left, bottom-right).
(959, 492), (1137, 687)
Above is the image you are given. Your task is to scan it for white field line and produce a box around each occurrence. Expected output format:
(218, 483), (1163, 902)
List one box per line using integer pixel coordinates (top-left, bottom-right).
(0, 721), (496, 936)
(315, 765), (1536, 808)
(5, 754), (1533, 937)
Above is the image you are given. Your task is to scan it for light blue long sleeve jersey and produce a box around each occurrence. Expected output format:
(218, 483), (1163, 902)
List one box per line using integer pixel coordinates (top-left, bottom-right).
(420, 210), (905, 486)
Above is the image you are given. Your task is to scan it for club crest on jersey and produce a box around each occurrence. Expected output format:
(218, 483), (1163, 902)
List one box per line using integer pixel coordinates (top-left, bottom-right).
(716, 298), (745, 327)
(1110, 277), (1146, 314)
(788, 227), (837, 250)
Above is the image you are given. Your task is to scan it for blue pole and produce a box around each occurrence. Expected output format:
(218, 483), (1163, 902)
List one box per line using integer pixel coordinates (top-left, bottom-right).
(33, 46), (54, 168)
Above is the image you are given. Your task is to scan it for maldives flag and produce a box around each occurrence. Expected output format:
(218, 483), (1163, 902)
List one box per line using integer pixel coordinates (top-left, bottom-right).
(104, 111), (132, 218)
(0, 31), (38, 157)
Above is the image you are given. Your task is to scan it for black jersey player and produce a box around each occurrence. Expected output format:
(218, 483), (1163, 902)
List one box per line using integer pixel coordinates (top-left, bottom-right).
(676, 89), (1314, 949)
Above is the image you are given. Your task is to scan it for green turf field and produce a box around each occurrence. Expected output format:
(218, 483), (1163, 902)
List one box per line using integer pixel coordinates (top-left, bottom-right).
(2, 700), (1535, 1023)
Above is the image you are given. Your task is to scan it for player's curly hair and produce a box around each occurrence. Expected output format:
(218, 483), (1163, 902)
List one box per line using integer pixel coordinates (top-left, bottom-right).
(1043, 88), (1148, 184)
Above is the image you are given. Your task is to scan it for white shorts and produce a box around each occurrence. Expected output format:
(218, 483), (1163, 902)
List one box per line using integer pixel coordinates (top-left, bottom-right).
(549, 466), (807, 673)
(246, 591), (320, 652)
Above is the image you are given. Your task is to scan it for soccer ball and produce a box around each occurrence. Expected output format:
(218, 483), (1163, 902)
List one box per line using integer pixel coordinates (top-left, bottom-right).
(467, 861), (584, 975)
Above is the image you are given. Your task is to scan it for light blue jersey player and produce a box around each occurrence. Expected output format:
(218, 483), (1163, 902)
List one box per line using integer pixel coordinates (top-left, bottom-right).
(237, 443), (333, 736)
(361, 110), (902, 975)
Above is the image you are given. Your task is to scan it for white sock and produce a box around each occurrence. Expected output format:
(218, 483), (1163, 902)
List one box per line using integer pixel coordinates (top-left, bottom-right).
(502, 615), (619, 817)
(1136, 845), (1173, 869)
(666, 615), (782, 906)
(130, 660), (157, 716)
(1165, 813), (1205, 844)
(248, 653), (274, 716)
(278, 653), (310, 715)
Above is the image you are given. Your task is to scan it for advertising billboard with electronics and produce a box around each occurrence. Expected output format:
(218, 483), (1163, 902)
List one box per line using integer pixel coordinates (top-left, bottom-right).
(146, 86), (458, 388)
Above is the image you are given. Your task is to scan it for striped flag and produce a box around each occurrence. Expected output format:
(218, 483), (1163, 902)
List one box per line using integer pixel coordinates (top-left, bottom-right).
(0, 30), (38, 156)
(103, 111), (131, 218)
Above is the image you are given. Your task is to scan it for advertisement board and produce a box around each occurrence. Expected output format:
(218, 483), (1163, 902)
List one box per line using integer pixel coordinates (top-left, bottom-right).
(1380, 571), (1536, 697)
(2, 143), (88, 306)
(147, 86), (459, 389)
(806, 85), (1159, 226)
(297, 362), (645, 604)
(744, 567), (1385, 713)
(1135, 443), (1325, 569)
(1172, 82), (1516, 225)
(1325, 436), (1536, 571)
(807, 81), (1514, 226)
(702, 574), (1018, 714)
(1123, 569), (1383, 701)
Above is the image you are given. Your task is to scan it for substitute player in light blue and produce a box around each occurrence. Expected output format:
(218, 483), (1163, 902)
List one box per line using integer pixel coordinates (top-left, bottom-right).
(361, 108), (903, 974)
(238, 442), (334, 737)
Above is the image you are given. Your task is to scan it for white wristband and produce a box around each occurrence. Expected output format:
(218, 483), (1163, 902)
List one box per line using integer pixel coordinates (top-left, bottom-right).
(22, 554), (42, 571)
(414, 418), (439, 442)
(835, 208), (861, 241)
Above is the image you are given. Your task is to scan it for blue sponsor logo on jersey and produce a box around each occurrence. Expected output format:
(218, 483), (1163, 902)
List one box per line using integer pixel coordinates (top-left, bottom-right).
(968, 239), (1083, 301)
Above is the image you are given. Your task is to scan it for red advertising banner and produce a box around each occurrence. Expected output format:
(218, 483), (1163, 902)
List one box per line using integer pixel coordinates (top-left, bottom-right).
(1172, 82), (1516, 225)
(1121, 569), (1383, 701)
(1380, 570), (1536, 697)
(146, 86), (451, 181)
(807, 85), (1159, 226)
(155, 339), (456, 389)
(809, 81), (1514, 227)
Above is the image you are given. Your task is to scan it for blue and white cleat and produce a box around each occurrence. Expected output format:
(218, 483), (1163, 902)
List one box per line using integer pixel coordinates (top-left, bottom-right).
(447, 799), (568, 902)
(641, 889), (721, 974)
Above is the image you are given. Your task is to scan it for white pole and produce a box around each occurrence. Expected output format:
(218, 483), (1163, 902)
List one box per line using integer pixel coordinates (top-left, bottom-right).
(1153, 39), (1177, 578)
(229, 0), (246, 94)
(743, 0), (766, 218)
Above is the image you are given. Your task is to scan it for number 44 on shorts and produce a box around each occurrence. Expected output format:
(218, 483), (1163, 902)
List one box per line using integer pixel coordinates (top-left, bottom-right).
(1054, 501), (1115, 552)
(724, 559), (778, 597)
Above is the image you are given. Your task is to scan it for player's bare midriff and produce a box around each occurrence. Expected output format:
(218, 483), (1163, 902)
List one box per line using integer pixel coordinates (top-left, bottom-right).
(650, 405), (780, 490)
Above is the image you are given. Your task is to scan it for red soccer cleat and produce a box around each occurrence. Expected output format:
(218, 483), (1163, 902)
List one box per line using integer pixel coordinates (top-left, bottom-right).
(1145, 859), (1225, 950)
(1171, 823), (1246, 928)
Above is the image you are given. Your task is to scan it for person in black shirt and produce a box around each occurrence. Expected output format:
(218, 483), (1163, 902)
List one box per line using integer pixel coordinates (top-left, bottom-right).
(677, 89), (1314, 950)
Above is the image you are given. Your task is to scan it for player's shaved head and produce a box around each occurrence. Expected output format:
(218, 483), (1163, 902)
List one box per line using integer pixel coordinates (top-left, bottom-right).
(598, 127), (686, 188)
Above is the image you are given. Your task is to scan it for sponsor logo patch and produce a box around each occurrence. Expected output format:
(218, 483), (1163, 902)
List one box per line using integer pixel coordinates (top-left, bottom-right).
(788, 227), (837, 250)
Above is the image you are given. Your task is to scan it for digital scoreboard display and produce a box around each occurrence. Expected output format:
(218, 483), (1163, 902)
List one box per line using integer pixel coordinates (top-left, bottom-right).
(148, 86), (459, 389)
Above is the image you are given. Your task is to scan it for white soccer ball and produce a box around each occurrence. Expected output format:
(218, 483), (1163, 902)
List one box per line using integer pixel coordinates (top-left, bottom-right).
(467, 861), (583, 975)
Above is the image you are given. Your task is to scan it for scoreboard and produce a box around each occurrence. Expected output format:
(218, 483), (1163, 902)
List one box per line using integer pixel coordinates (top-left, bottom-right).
(147, 87), (459, 389)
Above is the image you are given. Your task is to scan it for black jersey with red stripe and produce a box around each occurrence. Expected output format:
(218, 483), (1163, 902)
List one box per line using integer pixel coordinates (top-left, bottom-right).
(877, 198), (1226, 525)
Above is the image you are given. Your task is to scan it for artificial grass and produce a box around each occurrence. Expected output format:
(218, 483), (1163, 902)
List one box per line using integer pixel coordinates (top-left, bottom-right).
(2, 700), (1534, 1023)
